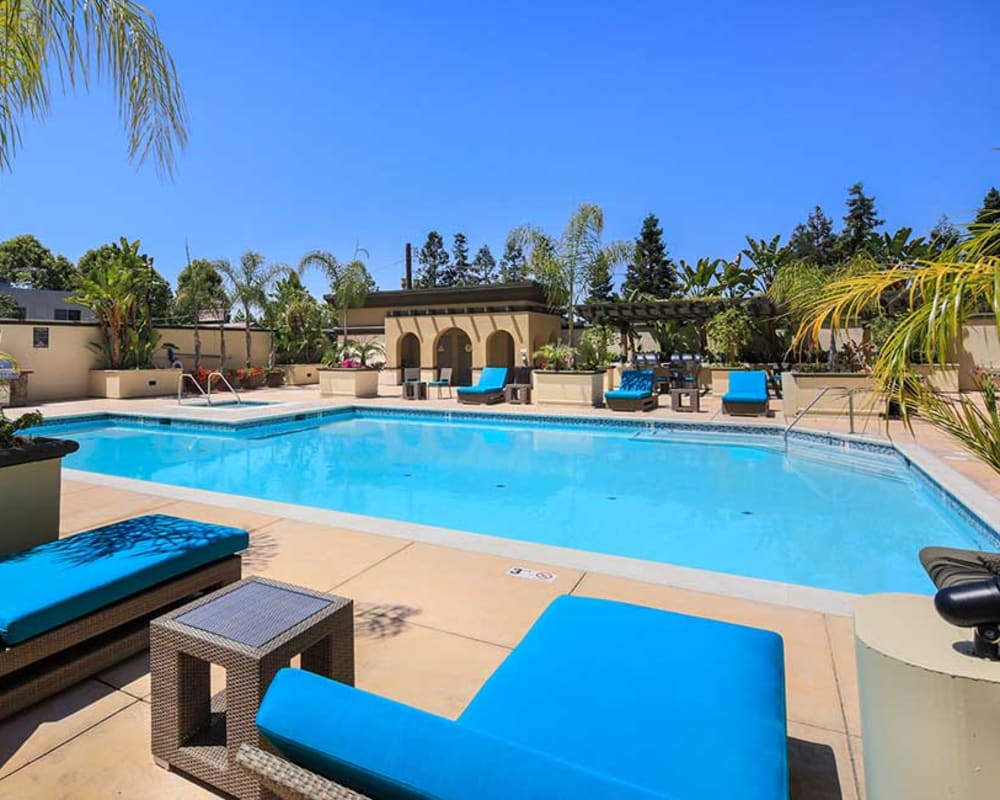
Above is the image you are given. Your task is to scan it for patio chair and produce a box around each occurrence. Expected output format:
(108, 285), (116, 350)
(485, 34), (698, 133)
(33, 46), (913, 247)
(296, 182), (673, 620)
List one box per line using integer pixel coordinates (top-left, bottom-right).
(605, 369), (658, 412)
(237, 596), (788, 800)
(721, 370), (770, 416)
(402, 368), (421, 383)
(456, 367), (507, 405)
(428, 367), (453, 398)
(0, 514), (246, 720)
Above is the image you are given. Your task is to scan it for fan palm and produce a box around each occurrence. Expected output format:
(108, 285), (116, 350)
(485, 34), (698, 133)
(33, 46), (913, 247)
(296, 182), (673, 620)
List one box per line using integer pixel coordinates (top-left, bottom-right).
(794, 221), (1000, 472)
(1, 0), (187, 174)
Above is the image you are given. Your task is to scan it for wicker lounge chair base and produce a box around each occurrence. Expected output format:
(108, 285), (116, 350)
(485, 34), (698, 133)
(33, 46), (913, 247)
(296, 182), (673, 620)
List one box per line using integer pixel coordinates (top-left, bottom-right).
(722, 400), (770, 416)
(606, 395), (658, 412)
(456, 392), (504, 405)
(0, 555), (241, 721)
(238, 744), (371, 800)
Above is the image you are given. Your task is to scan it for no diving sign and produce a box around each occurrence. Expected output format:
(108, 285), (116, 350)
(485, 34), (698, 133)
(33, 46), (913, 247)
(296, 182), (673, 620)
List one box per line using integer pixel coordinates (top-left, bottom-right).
(507, 566), (557, 583)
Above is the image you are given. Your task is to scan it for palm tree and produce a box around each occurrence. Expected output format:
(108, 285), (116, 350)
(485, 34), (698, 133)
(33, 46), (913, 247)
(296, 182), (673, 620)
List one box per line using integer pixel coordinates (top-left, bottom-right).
(217, 253), (287, 367)
(513, 204), (631, 349)
(1, 0), (187, 174)
(299, 251), (374, 346)
(678, 257), (726, 297)
(795, 221), (1000, 472)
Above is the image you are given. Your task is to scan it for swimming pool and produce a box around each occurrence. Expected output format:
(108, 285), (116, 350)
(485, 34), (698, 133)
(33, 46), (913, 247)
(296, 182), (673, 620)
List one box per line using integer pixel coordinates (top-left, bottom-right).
(37, 409), (993, 595)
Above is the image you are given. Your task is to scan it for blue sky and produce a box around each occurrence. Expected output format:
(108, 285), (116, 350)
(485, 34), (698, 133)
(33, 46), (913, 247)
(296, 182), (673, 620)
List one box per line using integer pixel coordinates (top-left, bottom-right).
(0, 0), (997, 296)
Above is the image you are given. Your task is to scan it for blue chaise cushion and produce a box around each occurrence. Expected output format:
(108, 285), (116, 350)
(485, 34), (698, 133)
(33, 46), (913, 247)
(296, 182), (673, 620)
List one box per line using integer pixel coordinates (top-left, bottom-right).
(456, 367), (507, 395)
(258, 668), (670, 800)
(722, 370), (769, 404)
(0, 514), (248, 644)
(606, 369), (653, 401)
(459, 596), (788, 800)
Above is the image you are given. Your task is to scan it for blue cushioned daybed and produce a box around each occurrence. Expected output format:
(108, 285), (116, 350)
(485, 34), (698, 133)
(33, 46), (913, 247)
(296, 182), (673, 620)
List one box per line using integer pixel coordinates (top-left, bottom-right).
(606, 369), (658, 412)
(240, 595), (788, 800)
(456, 366), (507, 405)
(0, 513), (246, 720)
(722, 369), (771, 416)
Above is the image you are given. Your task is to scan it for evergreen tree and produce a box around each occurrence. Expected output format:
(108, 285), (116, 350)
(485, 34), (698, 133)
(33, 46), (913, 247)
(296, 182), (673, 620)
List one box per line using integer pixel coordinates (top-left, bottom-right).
(788, 206), (839, 268)
(415, 231), (449, 287)
(498, 235), (527, 282)
(443, 232), (472, 286)
(929, 215), (961, 254)
(838, 182), (883, 259)
(471, 245), (497, 285)
(975, 187), (1000, 226)
(622, 213), (678, 298)
(586, 253), (614, 302)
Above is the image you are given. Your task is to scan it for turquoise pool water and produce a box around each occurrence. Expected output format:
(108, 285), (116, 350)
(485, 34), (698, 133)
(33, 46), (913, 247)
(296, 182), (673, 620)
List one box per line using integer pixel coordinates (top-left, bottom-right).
(38, 411), (992, 594)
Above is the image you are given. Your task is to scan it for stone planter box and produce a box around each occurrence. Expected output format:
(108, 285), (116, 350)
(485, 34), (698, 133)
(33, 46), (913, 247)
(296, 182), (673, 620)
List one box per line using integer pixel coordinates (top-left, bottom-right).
(319, 368), (379, 398)
(781, 371), (879, 417)
(533, 370), (606, 407)
(279, 364), (322, 386)
(0, 371), (31, 408)
(0, 437), (79, 557)
(915, 364), (960, 393)
(89, 368), (179, 399)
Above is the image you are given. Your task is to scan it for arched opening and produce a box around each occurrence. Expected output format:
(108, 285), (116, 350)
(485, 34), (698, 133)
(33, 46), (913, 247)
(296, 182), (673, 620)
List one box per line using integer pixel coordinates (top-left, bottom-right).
(435, 327), (473, 386)
(398, 333), (421, 383)
(486, 330), (515, 371)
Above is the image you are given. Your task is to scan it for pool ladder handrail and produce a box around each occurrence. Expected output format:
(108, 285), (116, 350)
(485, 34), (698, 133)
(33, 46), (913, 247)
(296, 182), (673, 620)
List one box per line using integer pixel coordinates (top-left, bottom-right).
(783, 385), (858, 448)
(177, 371), (242, 405)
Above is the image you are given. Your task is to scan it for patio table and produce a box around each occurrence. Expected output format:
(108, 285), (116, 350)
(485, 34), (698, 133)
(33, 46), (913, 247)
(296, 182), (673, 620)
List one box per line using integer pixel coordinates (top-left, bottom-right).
(151, 576), (354, 800)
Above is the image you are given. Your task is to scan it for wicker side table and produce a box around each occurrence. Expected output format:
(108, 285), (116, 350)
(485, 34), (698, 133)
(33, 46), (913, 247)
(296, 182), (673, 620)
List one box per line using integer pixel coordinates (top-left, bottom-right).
(151, 577), (354, 800)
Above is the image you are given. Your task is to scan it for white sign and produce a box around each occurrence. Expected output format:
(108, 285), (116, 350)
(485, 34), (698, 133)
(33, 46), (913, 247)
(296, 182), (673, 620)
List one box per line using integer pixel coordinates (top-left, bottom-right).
(506, 566), (557, 583)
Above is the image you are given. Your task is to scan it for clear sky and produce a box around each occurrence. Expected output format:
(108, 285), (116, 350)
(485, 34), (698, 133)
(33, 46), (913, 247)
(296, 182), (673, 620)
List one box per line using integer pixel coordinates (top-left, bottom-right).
(0, 0), (997, 296)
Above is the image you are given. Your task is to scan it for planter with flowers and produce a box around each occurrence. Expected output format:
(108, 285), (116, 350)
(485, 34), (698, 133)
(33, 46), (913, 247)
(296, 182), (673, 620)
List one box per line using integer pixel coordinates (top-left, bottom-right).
(318, 340), (384, 399)
(0, 410), (79, 557)
(532, 343), (607, 408)
(236, 367), (266, 390)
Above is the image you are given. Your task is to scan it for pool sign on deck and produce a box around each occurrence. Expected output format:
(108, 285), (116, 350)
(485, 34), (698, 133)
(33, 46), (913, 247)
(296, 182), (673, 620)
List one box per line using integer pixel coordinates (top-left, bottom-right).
(507, 566), (558, 583)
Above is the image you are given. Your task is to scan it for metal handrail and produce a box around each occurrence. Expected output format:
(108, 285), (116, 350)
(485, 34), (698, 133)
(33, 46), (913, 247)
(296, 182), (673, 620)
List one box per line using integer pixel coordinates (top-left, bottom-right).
(784, 385), (859, 447)
(207, 371), (241, 404)
(178, 373), (208, 405)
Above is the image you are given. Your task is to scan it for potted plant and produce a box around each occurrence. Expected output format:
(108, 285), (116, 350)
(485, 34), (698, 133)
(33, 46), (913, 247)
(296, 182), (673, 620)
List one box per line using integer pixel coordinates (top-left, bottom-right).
(265, 367), (285, 388)
(318, 340), (382, 398)
(0, 410), (79, 557)
(532, 342), (608, 407)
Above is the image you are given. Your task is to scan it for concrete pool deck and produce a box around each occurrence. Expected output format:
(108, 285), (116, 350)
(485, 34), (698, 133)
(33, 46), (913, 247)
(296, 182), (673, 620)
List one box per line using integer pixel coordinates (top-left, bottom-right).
(5, 384), (993, 799)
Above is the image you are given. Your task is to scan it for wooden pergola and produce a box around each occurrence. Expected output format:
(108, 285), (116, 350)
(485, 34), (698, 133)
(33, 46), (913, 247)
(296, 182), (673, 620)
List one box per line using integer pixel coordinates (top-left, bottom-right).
(575, 296), (778, 328)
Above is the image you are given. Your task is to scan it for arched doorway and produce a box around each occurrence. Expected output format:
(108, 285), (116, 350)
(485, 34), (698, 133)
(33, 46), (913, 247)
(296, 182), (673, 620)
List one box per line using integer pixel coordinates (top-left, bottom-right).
(398, 333), (420, 381)
(486, 330), (515, 371)
(435, 327), (473, 386)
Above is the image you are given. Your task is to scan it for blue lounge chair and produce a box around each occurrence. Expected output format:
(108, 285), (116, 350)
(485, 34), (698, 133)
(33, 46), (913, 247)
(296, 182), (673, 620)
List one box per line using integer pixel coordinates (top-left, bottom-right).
(722, 369), (771, 416)
(0, 514), (247, 720)
(239, 596), (788, 800)
(606, 369), (658, 412)
(456, 366), (507, 404)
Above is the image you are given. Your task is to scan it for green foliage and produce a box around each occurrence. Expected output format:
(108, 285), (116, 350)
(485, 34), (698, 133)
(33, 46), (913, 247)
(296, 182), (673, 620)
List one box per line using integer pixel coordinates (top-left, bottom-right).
(0, 0), (188, 175)
(498, 235), (528, 282)
(330, 259), (373, 341)
(918, 373), (1000, 473)
(0, 409), (43, 448)
(443, 233), (472, 286)
(929, 216), (961, 254)
(416, 231), (450, 287)
(69, 237), (161, 368)
(0, 234), (77, 289)
(273, 294), (330, 364)
(343, 338), (385, 367)
(788, 206), (838, 268)
(533, 342), (574, 371)
(706, 306), (755, 364)
(741, 235), (789, 292)
(217, 252), (288, 367)
(623, 213), (678, 299)
(174, 258), (225, 323)
(471, 245), (497, 284)
(0, 294), (22, 319)
(838, 182), (883, 260)
(677, 257), (725, 297)
(78, 240), (173, 318)
(575, 326), (617, 370)
(650, 319), (700, 356)
(974, 187), (1000, 227)
(586, 251), (615, 301)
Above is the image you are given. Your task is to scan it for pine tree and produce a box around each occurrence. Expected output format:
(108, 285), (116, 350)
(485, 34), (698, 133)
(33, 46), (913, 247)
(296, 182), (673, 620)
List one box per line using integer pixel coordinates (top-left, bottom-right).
(838, 182), (883, 259)
(788, 206), (839, 268)
(975, 187), (1000, 226)
(929, 215), (960, 254)
(498, 235), (527, 282)
(622, 213), (677, 298)
(586, 254), (614, 302)
(443, 232), (472, 286)
(471, 245), (497, 285)
(416, 231), (449, 287)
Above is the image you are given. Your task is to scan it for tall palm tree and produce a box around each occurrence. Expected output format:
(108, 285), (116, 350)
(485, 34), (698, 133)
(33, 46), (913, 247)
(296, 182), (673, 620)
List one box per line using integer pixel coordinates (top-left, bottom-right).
(299, 251), (374, 346)
(795, 221), (1000, 472)
(513, 204), (631, 349)
(217, 253), (287, 367)
(1, 0), (187, 174)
